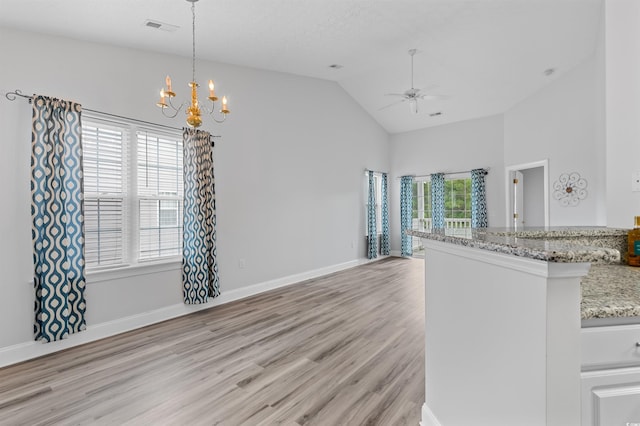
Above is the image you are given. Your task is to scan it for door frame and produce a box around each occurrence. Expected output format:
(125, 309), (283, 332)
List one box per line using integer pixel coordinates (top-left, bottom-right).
(504, 159), (549, 228)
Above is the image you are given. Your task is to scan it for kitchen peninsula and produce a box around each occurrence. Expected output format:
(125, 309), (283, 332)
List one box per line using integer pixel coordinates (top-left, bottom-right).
(409, 227), (640, 426)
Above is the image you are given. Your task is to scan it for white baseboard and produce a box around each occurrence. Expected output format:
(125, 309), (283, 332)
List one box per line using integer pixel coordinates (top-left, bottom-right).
(0, 258), (371, 368)
(421, 403), (442, 426)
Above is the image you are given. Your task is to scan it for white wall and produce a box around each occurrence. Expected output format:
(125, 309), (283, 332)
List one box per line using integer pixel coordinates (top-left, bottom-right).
(503, 56), (604, 226)
(0, 27), (389, 360)
(388, 114), (506, 253)
(604, 0), (640, 228)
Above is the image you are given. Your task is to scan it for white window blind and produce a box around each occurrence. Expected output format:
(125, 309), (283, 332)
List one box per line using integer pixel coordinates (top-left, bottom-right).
(82, 122), (127, 268)
(137, 130), (183, 260)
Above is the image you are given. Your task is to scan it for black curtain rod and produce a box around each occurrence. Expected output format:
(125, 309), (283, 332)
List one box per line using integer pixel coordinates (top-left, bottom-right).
(4, 89), (221, 138)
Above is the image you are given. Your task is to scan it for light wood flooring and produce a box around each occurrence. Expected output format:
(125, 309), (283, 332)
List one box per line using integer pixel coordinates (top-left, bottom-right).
(0, 257), (425, 425)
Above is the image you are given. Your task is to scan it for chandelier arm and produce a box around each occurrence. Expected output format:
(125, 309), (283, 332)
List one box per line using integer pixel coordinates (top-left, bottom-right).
(167, 96), (185, 114)
(201, 100), (228, 123)
(160, 106), (182, 119)
(212, 114), (228, 124)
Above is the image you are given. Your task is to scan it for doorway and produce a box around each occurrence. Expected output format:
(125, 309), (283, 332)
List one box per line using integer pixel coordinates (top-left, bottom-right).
(505, 160), (549, 228)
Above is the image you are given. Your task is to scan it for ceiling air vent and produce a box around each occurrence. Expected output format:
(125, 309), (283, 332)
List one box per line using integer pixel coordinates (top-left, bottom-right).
(144, 20), (179, 32)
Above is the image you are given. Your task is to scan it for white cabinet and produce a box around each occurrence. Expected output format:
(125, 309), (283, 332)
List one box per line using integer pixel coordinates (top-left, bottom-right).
(582, 324), (640, 370)
(581, 367), (640, 426)
(582, 324), (640, 426)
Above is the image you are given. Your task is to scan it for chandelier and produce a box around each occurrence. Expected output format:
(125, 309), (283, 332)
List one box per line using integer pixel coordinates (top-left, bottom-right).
(156, 0), (230, 127)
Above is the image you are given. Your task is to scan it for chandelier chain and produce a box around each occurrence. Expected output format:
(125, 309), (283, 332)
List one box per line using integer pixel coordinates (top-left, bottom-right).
(192, 1), (196, 83)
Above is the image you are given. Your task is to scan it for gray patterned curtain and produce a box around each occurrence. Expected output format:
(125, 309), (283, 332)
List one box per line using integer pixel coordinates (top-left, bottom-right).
(400, 176), (413, 257)
(431, 173), (445, 229)
(381, 173), (390, 255)
(367, 171), (378, 259)
(471, 168), (489, 228)
(182, 128), (219, 304)
(31, 95), (87, 342)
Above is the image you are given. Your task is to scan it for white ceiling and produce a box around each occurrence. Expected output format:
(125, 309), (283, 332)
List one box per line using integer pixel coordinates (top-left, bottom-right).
(0, 0), (603, 134)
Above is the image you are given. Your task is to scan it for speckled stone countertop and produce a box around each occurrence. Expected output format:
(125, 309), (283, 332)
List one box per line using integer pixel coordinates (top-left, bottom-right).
(407, 227), (623, 264)
(582, 264), (640, 320)
(409, 227), (640, 322)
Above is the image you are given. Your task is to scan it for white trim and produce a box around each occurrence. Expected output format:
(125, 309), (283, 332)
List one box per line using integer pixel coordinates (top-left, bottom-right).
(26, 259), (183, 286)
(420, 403), (442, 426)
(504, 159), (549, 227)
(1, 257), (377, 368)
(86, 258), (181, 283)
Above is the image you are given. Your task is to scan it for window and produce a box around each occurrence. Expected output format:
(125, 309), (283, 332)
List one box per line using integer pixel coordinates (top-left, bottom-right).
(444, 177), (472, 226)
(412, 180), (432, 232)
(411, 175), (472, 231)
(82, 115), (183, 270)
(137, 131), (183, 260)
(364, 172), (382, 236)
(82, 122), (127, 267)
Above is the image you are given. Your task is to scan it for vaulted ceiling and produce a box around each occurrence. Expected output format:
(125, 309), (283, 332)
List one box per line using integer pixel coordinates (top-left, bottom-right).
(0, 0), (603, 134)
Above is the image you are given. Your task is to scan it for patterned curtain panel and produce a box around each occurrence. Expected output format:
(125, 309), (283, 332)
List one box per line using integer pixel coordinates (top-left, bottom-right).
(400, 176), (413, 257)
(182, 128), (219, 304)
(380, 173), (390, 255)
(367, 171), (378, 259)
(31, 95), (87, 342)
(471, 168), (489, 228)
(431, 173), (445, 229)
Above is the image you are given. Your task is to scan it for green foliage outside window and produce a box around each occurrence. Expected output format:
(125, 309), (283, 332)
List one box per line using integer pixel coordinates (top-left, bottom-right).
(412, 178), (471, 220)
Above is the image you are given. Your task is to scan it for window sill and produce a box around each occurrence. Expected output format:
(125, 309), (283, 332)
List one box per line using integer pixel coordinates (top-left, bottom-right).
(86, 258), (181, 284)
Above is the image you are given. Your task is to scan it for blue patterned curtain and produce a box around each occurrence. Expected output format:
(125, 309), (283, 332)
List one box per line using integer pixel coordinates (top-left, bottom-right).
(400, 176), (413, 257)
(471, 168), (489, 228)
(381, 173), (390, 255)
(431, 173), (445, 229)
(367, 171), (378, 259)
(31, 95), (86, 342)
(182, 128), (219, 304)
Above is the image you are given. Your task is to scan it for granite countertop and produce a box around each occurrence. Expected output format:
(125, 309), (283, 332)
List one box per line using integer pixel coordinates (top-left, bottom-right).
(582, 264), (640, 320)
(408, 227), (623, 264)
(409, 226), (640, 321)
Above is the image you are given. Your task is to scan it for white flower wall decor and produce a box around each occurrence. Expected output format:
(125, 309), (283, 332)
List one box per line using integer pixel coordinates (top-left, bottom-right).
(553, 172), (588, 206)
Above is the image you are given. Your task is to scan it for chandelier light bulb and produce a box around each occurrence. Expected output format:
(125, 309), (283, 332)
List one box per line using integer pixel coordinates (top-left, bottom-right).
(221, 96), (229, 114)
(157, 89), (167, 108)
(208, 80), (218, 101)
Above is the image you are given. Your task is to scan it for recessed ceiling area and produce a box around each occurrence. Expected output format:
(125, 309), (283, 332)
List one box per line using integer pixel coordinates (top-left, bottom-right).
(0, 0), (603, 134)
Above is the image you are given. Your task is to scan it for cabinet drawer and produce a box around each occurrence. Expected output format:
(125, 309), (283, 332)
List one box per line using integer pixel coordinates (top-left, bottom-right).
(582, 324), (640, 370)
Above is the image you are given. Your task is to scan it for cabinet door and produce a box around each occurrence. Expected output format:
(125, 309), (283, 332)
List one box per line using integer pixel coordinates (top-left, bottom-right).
(582, 367), (640, 426)
(592, 384), (640, 426)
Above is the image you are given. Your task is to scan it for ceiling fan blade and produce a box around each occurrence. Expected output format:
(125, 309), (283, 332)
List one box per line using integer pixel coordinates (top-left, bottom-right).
(378, 99), (406, 111)
(384, 93), (408, 98)
(418, 84), (439, 92)
(417, 93), (451, 101)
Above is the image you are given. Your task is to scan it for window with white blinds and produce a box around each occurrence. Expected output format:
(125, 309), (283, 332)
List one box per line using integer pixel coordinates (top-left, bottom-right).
(137, 130), (183, 260)
(81, 116), (183, 270)
(82, 122), (127, 268)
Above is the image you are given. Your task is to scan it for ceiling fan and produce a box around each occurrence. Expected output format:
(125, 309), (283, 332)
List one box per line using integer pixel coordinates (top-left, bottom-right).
(380, 49), (446, 115)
